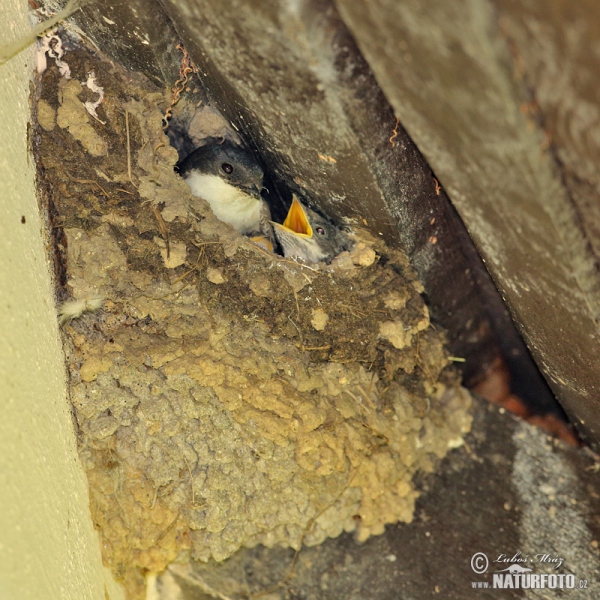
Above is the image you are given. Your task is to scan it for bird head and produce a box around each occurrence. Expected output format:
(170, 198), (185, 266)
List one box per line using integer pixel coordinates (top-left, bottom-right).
(272, 195), (351, 263)
(177, 139), (264, 197)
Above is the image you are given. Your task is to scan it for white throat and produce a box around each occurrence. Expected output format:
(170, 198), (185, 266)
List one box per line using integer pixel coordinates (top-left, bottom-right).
(185, 172), (261, 234)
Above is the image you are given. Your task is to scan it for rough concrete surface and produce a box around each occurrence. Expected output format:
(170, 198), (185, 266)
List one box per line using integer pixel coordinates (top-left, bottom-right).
(492, 0), (600, 273)
(333, 0), (600, 446)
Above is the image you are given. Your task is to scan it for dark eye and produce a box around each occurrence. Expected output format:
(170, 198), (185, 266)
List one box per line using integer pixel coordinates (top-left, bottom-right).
(221, 163), (234, 174)
(316, 227), (325, 235)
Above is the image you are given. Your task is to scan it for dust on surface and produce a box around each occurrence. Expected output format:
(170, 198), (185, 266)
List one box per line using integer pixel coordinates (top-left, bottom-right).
(34, 31), (471, 597)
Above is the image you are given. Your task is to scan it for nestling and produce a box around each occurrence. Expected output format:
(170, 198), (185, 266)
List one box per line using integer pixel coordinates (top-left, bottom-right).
(272, 195), (352, 263)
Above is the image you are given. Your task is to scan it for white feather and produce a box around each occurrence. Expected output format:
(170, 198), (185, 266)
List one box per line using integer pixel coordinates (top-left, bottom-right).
(59, 296), (104, 325)
(184, 172), (262, 234)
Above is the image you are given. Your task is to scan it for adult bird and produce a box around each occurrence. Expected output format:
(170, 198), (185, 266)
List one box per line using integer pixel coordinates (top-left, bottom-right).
(177, 138), (273, 241)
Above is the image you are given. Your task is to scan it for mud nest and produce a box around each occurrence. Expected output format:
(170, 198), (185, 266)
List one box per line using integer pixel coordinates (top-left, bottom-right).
(33, 31), (472, 591)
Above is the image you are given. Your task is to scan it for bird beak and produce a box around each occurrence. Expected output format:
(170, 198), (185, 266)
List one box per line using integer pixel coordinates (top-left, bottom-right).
(279, 195), (313, 238)
(242, 183), (263, 198)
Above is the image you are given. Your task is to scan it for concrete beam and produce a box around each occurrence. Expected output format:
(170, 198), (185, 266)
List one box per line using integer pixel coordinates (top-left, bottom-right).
(334, 0), (600, 446)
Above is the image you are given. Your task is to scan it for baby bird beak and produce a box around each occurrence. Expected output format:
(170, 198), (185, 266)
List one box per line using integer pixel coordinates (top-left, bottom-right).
(272, 194), (351, 264)
(276, 195), (313, 238)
